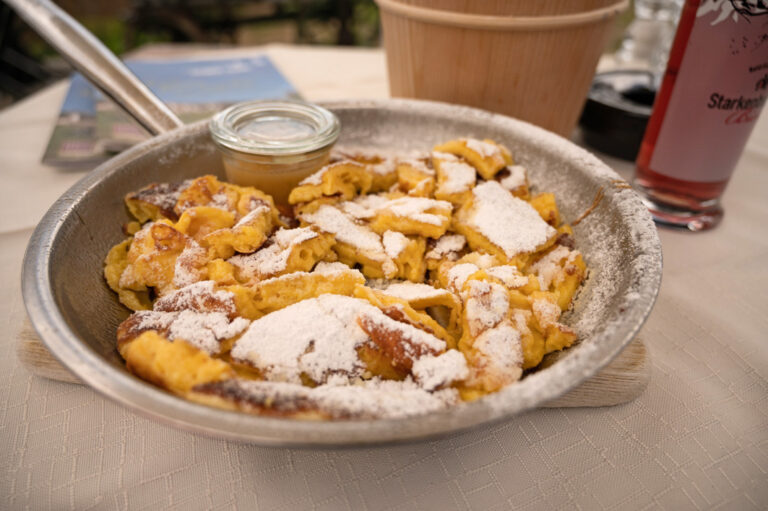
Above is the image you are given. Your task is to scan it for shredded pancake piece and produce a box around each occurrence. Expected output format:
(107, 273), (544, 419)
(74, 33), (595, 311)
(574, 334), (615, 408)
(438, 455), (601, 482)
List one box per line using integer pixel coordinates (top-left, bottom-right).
(456, 181), (556, 262)
(106, 135), (590, 421)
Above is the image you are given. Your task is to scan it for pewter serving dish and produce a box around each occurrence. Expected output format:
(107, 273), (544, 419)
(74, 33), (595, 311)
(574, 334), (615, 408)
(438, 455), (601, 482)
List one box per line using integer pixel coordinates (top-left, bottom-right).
(16, 0), (661, 446)
(23, 99), (662, 446)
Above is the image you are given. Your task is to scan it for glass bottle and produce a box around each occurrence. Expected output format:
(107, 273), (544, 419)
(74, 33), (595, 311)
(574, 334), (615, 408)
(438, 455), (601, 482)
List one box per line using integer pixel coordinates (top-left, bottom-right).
(633, 0), (768, 231)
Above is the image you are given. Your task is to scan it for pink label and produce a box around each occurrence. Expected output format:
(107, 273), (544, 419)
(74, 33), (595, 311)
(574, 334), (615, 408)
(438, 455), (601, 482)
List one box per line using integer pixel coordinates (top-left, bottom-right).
(650, 1), (768, 183)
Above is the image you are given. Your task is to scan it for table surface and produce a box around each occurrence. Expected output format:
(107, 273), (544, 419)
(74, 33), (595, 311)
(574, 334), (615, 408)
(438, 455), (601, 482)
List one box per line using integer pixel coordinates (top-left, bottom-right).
(1, 44), (766, 511)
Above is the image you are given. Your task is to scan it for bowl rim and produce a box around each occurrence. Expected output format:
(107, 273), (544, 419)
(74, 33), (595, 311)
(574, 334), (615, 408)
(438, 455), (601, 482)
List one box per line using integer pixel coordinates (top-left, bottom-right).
(22, 98), (662, 447)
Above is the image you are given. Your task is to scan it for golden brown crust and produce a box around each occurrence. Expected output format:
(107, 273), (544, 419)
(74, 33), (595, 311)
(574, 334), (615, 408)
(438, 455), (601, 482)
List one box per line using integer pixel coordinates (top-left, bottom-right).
(189, 380), (328, 419)
(125, 180), (190, 223)
(105, 137), (588, 420)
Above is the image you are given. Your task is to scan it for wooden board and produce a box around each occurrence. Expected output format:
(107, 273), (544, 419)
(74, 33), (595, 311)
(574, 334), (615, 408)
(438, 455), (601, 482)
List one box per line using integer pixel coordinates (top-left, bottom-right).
(16, 318), (650, 408)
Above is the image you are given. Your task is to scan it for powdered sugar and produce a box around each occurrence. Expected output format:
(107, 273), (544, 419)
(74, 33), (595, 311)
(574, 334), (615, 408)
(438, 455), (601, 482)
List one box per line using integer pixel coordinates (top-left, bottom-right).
(382, 259), (398, 278)
(468, 181), (555, 258)
(172, 239), (207, 288)
(486, 265), (528, 288)
(463, 280), (509, 337)
(369, 157), (397, 176)
(356, 305), (446, 356)
(155, 281), (237, 317)
(232, 295), (446, 385)
(301, 205), (386, 261)
(305, 379), (459, 419)
(169, 311), (249, 354)
(339, 194), (388, 220)
(109, 106), (664, 430)
(228, 227), (318, 279)
(274, 226), (317, 246)
(411, 350), (469, 391)
(471, 322), (523, 384)
(195, 378), (460, 419)
(209, 191), (232, 211)
(299, 172), (324, 186)
(437, 160), (476, 194)
(381, 282), (451, 302)
(464, 138), (505, 163)
(469, 253), (498, 269)
(133, 309), (175, 333)
(298, 160), (367, 186)
(233, 204), (270, 228)
(532, 298), (561, 329)
(511, 309), (532, 335)
(298, 162), (334, 186)
(426, 234), (466, 261)
(339, 201), (372, 220)
(128, 179), (192, 218)
(232, 296), (368, 383)
(529, 246), (580, 290)
(382, 230), (409, 259)
(431, 151), (459, 162)
(256, 264), (364, 289)
(134, 309), (248, 354)
(400, 158), (434, 176)
(446, 263), (480, 293)
(312, 261), (353, 274)
(380, 197), (452, 226)
(498, 165), (527, 191)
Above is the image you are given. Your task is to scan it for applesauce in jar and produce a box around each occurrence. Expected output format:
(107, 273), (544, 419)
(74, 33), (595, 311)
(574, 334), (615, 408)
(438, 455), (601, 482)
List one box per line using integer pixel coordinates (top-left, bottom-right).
(209, 101), (340, 204)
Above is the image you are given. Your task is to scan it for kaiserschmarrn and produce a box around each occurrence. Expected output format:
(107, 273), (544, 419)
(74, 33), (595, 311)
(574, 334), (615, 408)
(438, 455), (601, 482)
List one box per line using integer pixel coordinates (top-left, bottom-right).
(105, 137), (587, 420)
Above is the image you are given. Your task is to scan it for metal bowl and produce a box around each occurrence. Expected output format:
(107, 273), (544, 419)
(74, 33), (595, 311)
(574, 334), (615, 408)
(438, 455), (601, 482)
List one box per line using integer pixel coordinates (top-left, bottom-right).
(22, 99), (662, 446)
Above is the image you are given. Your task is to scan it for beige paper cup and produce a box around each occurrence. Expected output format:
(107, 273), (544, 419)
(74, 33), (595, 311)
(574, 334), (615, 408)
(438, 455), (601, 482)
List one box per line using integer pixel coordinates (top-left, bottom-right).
(377, 0), (629, 136)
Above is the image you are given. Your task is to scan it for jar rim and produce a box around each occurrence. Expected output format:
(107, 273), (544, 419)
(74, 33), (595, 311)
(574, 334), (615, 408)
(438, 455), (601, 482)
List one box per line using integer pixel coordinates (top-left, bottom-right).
(209, 100), (340, 155)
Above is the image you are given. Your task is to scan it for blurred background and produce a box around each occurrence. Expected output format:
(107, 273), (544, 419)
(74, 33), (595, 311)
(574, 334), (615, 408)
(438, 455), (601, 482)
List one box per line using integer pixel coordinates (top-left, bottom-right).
(0, 0), (640, 110)
(0, 0), (385, 108)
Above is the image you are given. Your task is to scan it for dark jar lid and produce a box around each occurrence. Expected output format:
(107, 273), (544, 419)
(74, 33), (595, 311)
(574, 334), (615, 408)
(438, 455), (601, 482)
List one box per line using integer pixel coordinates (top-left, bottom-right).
(579, 70), (655, 161)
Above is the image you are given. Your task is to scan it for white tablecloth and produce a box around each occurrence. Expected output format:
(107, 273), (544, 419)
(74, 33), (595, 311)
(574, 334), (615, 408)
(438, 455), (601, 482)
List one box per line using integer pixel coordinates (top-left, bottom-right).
(1, 44), (766, 510)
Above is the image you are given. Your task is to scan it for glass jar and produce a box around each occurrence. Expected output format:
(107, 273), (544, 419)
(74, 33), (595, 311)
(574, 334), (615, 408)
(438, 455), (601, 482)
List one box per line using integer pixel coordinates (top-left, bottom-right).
(209, 100), (340, 204)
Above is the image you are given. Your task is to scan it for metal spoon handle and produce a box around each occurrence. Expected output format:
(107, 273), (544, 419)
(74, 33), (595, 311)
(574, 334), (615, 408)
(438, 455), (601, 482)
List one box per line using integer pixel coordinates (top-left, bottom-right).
(6, 0), (184, 135)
